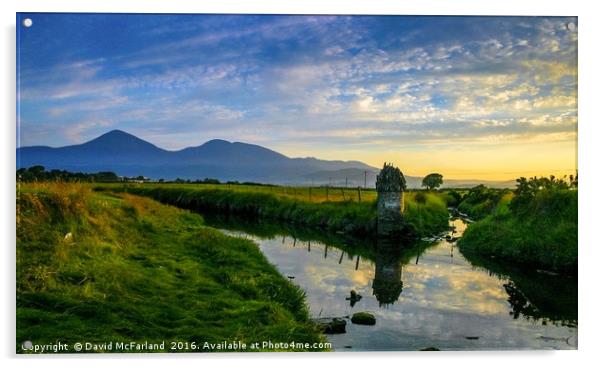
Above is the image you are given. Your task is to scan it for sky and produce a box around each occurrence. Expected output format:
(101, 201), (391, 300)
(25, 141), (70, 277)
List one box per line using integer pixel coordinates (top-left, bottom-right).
(17, 14), (577, 180)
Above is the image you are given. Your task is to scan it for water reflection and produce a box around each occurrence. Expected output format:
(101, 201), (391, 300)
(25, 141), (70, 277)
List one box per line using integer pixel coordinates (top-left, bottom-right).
(372, 241), (404, 306)
(460, 251), (578, 327)
(203, 214), (577, 350)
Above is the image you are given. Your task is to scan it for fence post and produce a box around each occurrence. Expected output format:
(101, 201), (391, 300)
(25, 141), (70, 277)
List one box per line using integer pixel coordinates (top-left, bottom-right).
(357, 186), (362, 202)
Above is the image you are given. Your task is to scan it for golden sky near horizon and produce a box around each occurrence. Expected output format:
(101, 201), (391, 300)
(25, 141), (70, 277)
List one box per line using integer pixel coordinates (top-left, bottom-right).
(277, 138), (577, 181)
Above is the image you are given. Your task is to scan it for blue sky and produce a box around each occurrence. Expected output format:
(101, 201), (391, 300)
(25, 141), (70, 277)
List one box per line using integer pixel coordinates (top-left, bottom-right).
(17, 14), (577, 179)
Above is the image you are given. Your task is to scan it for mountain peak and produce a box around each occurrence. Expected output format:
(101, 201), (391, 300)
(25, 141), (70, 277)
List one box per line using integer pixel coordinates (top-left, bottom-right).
(96, 129), (138, 140)
(203, 139), (231, 146)
(105, 129), (129, 135)
(80, 129), (165, 154)
(86, 129), (145, 144)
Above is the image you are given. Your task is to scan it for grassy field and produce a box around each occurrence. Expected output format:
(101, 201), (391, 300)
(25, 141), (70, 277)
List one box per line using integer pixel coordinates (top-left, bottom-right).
(101, 182), (378, 203)
(17, 182), (327, 353)
(459, 187), (577, 274)
(98, 183), (450, 238)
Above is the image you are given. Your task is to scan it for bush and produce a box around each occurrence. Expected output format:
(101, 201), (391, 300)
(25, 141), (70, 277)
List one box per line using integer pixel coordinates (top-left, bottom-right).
(414, 191), (427, 204)
(457, 185), (511, 220)
(404, 192), (449, 236)
(441, 190), (463, 207)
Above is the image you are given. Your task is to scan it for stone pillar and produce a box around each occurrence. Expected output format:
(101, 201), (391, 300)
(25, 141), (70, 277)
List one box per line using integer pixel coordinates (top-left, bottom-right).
(376, 163), (406, 237)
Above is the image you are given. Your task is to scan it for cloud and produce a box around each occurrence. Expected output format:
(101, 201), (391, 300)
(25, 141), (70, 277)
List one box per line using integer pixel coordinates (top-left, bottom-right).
(64, 119), (116, 143)
(18, 14), (577, 177)
(533, 95), (577, 109)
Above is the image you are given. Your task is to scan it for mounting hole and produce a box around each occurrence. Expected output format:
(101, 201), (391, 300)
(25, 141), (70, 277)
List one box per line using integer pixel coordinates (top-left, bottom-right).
(22, 18), (33, 27)
(567, 22), (576, 31)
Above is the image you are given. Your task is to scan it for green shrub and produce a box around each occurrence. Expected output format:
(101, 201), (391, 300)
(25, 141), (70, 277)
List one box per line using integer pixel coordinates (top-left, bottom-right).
(414, 191), (427, 204)
(457, 185), (511, 220)
(404, 192), (449, 236)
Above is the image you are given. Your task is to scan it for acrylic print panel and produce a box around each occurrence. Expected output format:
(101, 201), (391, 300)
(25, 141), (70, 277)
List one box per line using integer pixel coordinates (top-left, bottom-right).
(16, 13), (578, 353)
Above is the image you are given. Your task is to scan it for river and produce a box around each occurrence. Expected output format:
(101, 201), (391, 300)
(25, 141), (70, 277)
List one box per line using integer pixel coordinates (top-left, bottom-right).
(204, 215), (577, 351)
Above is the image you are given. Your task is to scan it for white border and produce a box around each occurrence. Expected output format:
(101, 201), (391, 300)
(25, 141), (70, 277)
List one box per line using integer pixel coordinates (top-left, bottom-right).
(2, 1), (601, 367)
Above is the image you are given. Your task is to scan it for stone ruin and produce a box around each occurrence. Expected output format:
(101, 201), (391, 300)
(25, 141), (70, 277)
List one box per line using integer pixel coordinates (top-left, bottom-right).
(376, 163), (406, 237)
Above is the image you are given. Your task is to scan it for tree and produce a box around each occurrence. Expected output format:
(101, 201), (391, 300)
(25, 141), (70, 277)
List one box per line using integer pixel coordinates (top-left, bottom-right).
(29, 165), (45, 176)
(95, 171), (119, 182)
(422, 173), (443, 190)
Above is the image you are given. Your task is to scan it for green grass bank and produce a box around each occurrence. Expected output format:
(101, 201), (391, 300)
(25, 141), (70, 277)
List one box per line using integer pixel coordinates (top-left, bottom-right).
(100, 185), (449, 238)
(459, 186), (577, 274)
(17, 183), (327, 353)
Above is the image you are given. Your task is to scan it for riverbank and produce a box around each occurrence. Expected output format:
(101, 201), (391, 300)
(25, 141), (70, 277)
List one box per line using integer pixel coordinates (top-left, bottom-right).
(17, 182), (326, 352)
(459, 187), (577, 274)
(99, 185), (449, 238)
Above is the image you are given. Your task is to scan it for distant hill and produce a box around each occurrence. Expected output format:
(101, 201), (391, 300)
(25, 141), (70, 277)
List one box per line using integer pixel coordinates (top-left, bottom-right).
(17, 130), (516, 188)
(302, 169), (516, 189)
(441, 178), (516, 189)
(19, 130), (170, 168)
(303, 168), (422, 188)
(17, 130), (376, 184)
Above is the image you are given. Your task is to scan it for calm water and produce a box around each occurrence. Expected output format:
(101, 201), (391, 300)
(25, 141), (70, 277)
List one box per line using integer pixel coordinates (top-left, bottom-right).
(211, 217), (577, 351)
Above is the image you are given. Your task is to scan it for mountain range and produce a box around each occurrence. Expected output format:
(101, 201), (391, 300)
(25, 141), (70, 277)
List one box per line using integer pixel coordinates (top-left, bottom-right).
(17, 130), (515, 188)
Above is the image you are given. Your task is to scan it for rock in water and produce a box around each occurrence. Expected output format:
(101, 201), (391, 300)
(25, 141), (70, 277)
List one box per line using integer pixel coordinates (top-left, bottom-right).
(314, 318), (347, 334)
(346, 290), (363, 306)
(324, 318), (347, 334)
(351, 312), (376, 325)
(419, 347), (440, 351)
